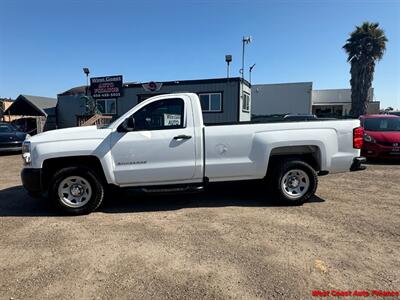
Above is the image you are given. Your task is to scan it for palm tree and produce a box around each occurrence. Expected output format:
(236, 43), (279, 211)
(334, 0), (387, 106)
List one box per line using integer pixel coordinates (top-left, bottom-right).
(343, 22), (387, 117)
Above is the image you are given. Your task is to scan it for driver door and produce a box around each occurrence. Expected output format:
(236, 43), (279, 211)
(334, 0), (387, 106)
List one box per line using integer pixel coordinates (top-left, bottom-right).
(110, 97), (196, 186)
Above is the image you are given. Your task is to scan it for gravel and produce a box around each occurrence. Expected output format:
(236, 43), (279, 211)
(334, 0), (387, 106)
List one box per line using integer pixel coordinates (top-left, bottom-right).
(0, 153), (399, 299)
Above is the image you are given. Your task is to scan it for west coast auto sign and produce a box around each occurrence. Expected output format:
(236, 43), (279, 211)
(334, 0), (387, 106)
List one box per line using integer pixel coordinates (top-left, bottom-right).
(90, 75), (123, 99)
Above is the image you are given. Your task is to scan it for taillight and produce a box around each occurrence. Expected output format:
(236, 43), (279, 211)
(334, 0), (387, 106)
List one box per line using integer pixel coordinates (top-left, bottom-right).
(353, 127), (364, 149)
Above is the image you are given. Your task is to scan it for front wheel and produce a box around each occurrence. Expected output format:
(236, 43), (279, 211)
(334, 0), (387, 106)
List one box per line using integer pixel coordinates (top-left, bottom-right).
(271, 160), (318, 205)
(49, 167), (105, 215)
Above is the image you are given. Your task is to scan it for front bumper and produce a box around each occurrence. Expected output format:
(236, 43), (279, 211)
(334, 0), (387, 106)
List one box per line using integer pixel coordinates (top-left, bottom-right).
(350, 157), (367, 172)
(0, 141), (22, 152)
(21, 168), (43, 193)
(362, 142), (400, 159)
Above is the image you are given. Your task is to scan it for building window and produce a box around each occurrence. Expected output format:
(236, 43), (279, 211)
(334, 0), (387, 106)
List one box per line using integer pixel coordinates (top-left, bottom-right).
(96, 99), (116, 114)
(199, 93), (222, 112)
(242, 92), (250, 112)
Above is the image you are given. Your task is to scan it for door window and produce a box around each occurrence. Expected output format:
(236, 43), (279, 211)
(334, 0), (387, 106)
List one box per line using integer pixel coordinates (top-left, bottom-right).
(132, 98), (185, 131)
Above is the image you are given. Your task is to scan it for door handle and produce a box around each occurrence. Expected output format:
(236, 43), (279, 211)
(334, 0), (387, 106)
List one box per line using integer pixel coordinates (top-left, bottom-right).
(173, 135), (192, 140)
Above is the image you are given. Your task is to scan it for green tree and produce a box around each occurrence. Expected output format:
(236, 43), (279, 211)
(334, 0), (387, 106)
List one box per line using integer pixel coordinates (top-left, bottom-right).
(81, 95), (100, 115)
(343, 22), (387, 117)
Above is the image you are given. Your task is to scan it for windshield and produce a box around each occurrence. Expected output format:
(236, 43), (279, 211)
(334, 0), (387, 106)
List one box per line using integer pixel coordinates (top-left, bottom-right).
(364, 118), (400, 132)
(0, 123), (15, 133)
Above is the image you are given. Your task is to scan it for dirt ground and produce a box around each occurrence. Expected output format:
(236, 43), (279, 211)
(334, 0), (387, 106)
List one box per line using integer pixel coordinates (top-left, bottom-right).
(0, 154), (399, 299)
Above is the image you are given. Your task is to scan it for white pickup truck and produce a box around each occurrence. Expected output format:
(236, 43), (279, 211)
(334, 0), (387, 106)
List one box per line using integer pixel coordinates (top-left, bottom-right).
(21, 93), (365, 214)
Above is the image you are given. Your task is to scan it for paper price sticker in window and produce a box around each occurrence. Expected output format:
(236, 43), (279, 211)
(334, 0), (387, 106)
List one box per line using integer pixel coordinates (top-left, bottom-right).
(164, 114), (181, 126)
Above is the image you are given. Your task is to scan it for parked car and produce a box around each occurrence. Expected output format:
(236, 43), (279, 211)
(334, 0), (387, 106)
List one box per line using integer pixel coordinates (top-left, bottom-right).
(0, 122), (29, 153)
(21, 93), (365, 215)
(360, 114), (400, 159)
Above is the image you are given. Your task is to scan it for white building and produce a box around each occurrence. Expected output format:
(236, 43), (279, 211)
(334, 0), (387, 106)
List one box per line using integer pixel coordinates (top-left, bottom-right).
(312, 88), (380, 117)
(251, 83), (380, 118)
(251, 82), (312, 116)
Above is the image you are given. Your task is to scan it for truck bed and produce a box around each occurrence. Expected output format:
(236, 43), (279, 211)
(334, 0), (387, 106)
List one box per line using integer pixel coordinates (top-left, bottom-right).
(204, 119), (361, 181)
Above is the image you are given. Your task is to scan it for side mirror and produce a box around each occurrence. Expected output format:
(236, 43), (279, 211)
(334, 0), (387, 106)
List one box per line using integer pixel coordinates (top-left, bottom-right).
(118, 117), (135, 132)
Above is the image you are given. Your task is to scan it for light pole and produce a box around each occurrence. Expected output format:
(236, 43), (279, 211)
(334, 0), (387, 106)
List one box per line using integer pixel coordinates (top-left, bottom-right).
(249, 63), (256, 85)
(225, 55), (232, 78)
(83, 67), (90, 96)
(241, 36), (252, 103)
(241, 36), (252, 79)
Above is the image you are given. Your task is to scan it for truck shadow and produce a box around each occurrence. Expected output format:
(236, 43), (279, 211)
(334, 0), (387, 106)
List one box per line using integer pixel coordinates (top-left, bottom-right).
(0, 152), (21, 157)
(0, 183), (325, 217)
(364, 159), (400, 166)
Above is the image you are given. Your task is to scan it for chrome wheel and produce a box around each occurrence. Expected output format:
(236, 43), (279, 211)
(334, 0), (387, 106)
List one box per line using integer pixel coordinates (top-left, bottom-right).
(58, 176), (92, 208)
(281, 169), (310, 200)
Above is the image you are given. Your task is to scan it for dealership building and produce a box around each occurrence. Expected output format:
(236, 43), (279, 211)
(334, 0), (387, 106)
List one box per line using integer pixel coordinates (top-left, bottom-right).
(2, 76), (382, 134)
(311, 88), (380, 117)
(34, 76), (382, 130)
(56, 77), (251, 128)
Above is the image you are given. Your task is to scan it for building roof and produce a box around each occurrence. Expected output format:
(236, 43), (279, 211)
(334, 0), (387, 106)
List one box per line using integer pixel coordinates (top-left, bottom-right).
(58, 77), (249, 96)
(59, 85), (87, 96)
(21, 95), (57, 109)
(252, 81), (313, 87)
(124, 77), (248, 88)
(4, 94), (57, 117)
(0, 98), (14, 103)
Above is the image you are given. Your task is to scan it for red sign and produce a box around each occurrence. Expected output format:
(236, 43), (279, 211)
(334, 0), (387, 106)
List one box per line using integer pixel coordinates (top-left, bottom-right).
(90, 75), (123, 99)
(142, 81), (163, 92)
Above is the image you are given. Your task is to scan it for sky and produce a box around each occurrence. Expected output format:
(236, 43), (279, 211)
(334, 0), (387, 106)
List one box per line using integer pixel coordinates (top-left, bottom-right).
(0, 0), (399, 109)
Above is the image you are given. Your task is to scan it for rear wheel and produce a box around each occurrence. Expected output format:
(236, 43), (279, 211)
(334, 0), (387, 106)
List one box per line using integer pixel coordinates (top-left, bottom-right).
(271, 160), (318, 205)
(49, 166), (105, 215)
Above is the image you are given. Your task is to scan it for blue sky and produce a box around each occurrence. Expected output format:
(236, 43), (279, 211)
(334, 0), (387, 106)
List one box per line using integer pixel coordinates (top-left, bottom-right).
(0, 0), (399, 108)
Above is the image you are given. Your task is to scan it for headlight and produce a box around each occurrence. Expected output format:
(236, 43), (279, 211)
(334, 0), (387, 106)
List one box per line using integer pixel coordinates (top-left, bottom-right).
(22, 141), (31, 164)
(363, 133), (376, 143)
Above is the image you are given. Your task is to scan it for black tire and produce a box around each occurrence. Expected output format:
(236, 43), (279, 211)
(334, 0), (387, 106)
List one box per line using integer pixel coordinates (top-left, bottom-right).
(270, 160), (318, 205)
(49, 166), (105, 215)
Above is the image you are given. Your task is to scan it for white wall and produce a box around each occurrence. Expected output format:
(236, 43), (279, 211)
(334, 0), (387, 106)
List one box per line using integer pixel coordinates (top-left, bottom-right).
(251, 82), (312, 116)
(312, 88), (379, 116)
(312, 88), (374, 104)
(239, 82), (251, 121)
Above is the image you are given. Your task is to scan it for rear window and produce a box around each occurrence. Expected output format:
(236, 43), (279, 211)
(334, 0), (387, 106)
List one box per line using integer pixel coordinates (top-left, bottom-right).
(364, 118), (400, 132)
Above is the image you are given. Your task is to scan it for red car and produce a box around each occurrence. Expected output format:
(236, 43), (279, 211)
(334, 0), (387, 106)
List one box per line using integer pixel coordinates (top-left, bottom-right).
(360, 114), (400, 159)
